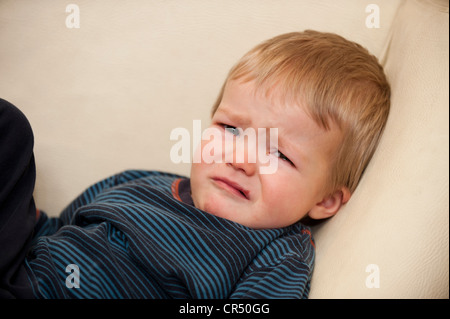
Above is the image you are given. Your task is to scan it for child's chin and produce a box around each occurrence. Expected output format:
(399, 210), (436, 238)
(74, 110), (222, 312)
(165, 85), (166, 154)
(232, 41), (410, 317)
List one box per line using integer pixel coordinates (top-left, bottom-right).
(202, 199), (242, 223)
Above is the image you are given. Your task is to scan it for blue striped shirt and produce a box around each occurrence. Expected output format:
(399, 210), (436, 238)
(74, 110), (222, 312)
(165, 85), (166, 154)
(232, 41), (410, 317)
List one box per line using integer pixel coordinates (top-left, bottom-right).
(25, 170), (315, 298)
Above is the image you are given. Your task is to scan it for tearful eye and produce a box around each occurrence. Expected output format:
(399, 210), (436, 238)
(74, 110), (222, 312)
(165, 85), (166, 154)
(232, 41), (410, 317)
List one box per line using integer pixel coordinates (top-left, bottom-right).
(273, 150), (294, 166)
(224, 124), (240, 137)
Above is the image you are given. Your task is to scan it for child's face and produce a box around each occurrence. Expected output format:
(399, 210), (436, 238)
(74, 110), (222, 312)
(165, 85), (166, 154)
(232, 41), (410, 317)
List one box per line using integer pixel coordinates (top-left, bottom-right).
(190, 80), (343, 229)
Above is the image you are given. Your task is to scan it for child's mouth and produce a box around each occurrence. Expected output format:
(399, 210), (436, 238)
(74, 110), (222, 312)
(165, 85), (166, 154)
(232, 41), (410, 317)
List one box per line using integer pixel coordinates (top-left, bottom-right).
(211, 177), (249, 200)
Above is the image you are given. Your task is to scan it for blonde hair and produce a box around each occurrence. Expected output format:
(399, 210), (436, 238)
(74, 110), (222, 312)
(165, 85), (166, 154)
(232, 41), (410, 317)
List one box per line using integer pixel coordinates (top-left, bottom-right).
(211, 30), (390, 195)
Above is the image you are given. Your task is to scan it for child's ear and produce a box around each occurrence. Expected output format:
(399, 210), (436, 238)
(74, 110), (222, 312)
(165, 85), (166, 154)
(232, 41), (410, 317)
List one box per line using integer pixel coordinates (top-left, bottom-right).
(308, 187), (351, 220)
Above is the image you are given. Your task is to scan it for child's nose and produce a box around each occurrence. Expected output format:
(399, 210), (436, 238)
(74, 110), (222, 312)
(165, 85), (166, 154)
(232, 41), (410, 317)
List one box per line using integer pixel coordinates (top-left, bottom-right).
(227, 158), (257, 176)
(224, 138), (258, 176)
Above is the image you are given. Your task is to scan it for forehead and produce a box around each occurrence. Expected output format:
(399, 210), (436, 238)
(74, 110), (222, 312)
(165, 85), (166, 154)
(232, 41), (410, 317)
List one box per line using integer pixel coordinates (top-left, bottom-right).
(217, 80), (321, 134)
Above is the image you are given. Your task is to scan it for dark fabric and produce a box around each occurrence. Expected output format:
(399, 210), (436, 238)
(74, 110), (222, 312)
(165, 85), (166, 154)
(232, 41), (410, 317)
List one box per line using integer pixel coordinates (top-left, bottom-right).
(0, 98), (36, 298)
(25, 171), (314, 298)
(177, 178), (194, 206)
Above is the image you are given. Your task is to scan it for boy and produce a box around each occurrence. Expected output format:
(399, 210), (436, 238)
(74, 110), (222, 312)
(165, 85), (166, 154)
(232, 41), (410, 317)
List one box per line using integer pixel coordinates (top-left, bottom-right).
(0, 30), (390, 298)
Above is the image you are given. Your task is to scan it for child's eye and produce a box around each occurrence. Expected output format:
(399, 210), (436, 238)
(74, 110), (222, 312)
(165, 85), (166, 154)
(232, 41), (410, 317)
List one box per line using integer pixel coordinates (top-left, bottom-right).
(223, 124), (240, 137)
(274, 150), (295, 166)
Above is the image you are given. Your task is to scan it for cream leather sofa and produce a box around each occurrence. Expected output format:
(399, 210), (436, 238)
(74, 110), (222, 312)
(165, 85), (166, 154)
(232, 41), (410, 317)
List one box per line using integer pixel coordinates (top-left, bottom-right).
(0, 0), (448, 298)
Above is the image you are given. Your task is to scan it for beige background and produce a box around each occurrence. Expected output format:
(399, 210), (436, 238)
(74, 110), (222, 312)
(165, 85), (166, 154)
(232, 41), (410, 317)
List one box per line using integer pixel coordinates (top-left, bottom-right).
(0, 0), (448, 298)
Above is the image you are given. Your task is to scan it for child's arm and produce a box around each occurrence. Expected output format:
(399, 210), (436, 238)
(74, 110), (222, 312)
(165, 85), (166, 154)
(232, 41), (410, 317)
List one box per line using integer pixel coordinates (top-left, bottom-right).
(58, 170), (156, 223)
(229, 255), (312, 299)
(34, 170), (157, 237)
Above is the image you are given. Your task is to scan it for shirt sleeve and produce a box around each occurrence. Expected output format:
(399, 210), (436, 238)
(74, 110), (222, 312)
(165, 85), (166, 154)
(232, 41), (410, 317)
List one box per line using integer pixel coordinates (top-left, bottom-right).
(58, 170), (158, 223)
(229, 254), (312, 299)
(33, 170), (158, 237)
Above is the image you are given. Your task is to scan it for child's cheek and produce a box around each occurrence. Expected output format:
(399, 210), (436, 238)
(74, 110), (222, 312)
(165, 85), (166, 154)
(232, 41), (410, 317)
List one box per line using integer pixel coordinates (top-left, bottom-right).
(195, 127), (226, 164)
(259, 174), (287, 206)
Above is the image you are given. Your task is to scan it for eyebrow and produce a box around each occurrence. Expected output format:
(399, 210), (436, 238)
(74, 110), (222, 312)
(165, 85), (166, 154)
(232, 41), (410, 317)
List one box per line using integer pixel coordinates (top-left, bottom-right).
(215, 107), (252, 127)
